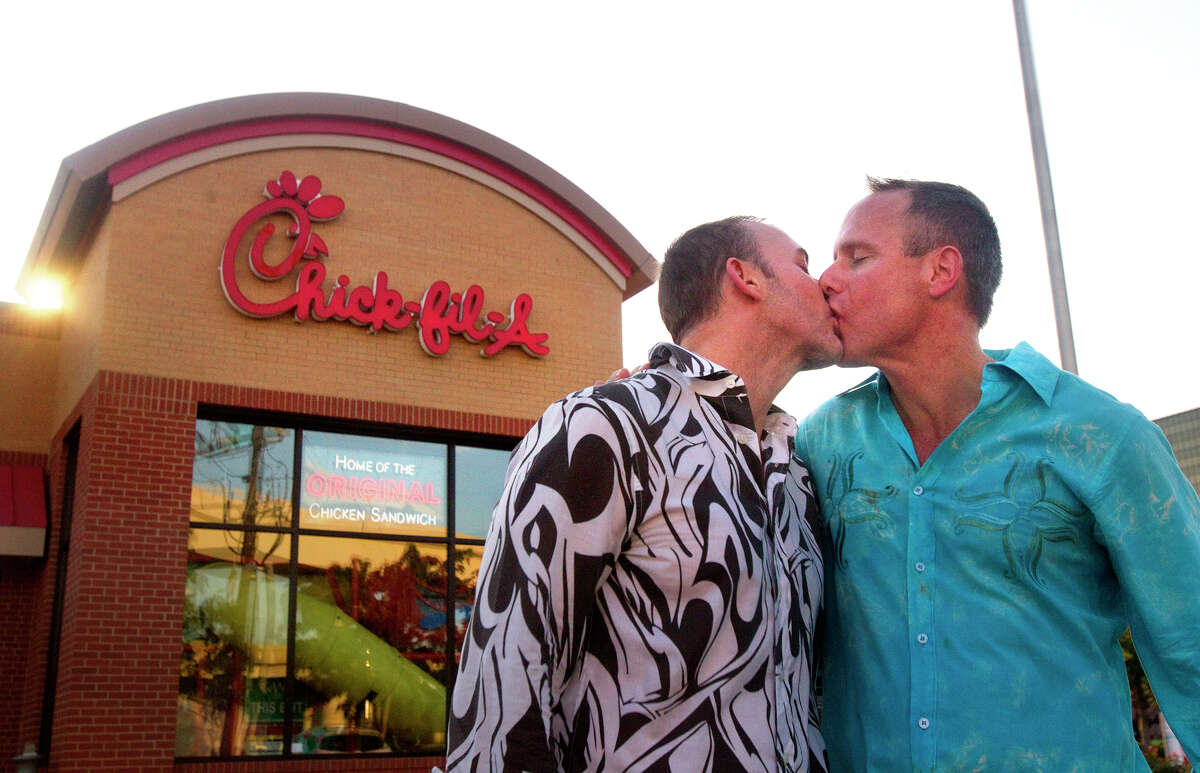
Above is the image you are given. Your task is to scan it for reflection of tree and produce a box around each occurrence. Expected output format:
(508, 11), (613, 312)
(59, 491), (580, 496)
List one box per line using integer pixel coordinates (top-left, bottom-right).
(179, 601), (237, 756)
(318, 547), (450, 681)
(193, 422), (290, 560)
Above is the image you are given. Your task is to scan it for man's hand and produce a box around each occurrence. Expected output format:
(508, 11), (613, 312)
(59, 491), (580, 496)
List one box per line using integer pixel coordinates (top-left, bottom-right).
(593, 364), (648, 387)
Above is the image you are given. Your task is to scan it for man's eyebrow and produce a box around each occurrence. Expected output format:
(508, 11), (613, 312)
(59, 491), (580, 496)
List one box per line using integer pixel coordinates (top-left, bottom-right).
(834, 238), (876, 256)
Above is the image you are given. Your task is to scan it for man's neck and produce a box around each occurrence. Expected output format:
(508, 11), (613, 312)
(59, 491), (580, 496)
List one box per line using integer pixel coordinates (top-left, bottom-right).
(679, 330), (793, 436)
(876, 328), (992, 465)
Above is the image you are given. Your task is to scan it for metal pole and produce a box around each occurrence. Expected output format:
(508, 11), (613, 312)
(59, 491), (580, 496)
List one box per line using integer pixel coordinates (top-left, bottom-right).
(1012, 0), (1078, 374)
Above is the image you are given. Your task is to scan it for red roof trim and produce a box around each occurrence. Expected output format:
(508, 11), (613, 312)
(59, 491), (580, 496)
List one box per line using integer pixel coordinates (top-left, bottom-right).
(0, 467), (10, 526)
(0, 465), (46, 528)
(107, 117), (634, 279)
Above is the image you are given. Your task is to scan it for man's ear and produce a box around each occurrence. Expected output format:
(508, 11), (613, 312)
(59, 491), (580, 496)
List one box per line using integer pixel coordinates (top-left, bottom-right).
(927, 245), (964, 300)
(725, 257), (765, 300)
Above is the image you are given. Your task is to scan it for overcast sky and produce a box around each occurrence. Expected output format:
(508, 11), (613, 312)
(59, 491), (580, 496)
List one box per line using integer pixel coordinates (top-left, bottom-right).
(5, 0), (1197, 421)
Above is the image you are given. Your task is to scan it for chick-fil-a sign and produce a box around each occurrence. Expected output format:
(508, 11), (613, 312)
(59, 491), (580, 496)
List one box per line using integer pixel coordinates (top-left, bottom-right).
(219, 171), (550, 357)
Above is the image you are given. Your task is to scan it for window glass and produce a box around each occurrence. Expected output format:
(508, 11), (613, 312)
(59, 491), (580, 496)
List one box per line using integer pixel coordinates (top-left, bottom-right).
(192, 421), (293, 528)
(187, 525), (289, 567)
(178, 531), (293, 757)
(180, 420), (511, 759)
(294, 536), (447, 755)
(300, 431), (447, 538)
(453, 446), (510, 538)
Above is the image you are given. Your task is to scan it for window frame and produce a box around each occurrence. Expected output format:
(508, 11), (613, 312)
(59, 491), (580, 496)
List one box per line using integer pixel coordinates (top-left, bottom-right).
(177, 404), (511, 762)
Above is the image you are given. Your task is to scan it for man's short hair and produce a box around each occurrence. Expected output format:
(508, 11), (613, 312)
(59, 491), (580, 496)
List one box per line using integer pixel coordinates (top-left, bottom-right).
(658, 216), (767, 342)
(868, 177), (1003, 325)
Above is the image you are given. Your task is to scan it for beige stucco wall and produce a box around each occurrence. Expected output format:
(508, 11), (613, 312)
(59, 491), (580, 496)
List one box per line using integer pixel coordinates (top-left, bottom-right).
(95, 147), (624, 422)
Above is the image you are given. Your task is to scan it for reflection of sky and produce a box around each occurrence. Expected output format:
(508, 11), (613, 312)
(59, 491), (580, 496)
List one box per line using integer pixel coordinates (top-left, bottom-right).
(454, 447), (510, 538)
(297, 537), (445, 577)
(192, 421), (294, 519)
(188, 528), (291, 567)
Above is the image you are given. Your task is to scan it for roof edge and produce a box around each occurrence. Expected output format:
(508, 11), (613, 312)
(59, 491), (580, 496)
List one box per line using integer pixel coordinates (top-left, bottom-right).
(20, 92), (657, 298)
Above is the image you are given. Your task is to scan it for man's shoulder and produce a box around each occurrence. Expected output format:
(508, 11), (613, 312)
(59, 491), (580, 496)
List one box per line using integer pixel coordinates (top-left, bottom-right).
(570, 367), (684, 401)
(992, 341), (1144, 427)
(1047, 369), (1147, 428)
(1038, 370), (1167, 460)
(544, 368), (686, 424)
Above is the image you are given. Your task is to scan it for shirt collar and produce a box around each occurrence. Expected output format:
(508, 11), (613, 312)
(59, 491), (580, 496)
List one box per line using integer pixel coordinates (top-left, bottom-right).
(983, 341), (1061, 406)
(837, 341), (1061, 408)
(649, 342), (734, 381)
(648, 342), (796, 437)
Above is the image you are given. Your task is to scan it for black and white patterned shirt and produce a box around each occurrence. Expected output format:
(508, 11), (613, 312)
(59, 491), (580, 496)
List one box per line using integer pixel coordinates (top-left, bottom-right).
(447, 343), (827, 772)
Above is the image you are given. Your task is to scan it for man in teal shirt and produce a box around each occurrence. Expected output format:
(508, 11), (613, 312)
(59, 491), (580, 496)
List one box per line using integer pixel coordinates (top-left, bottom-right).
(796, 178), (1199, 771)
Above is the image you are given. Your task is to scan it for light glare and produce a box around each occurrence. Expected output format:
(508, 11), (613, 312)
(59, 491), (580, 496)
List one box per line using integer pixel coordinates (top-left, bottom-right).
(25, 278), (63, 310)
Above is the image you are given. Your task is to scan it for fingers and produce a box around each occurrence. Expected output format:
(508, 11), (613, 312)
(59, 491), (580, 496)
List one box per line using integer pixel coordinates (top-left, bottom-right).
(592, 364), (651, 387)
(594, 367), (628, 387)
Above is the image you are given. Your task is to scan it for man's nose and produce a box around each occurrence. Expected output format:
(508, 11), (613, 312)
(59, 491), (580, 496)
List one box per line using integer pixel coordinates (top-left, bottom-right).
(818, 264), (839, 297)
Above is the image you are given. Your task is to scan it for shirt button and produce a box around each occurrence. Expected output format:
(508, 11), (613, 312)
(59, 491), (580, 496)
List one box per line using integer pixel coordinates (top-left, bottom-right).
(915, 561), (926, 573)
(913, 485), (924, 495)
(918, 717), (931, 730)
(917, 633), (929, 644)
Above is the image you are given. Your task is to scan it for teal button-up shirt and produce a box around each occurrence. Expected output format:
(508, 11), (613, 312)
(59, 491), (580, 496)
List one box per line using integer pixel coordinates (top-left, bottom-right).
(795, 342), (1200, 772)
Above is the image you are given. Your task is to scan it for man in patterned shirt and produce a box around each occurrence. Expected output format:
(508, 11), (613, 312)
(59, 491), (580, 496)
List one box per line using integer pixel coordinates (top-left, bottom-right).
(798, 178), (1199, 771)
(447, 217), (842, 772)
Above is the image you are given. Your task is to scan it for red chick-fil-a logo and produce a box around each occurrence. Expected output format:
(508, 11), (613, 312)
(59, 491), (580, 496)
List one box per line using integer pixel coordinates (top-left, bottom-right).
(219, 171), (550, 357)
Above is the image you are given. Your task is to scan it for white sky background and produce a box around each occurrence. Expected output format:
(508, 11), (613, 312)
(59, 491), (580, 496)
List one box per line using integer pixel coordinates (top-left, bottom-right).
(3, 0), (1197, 421)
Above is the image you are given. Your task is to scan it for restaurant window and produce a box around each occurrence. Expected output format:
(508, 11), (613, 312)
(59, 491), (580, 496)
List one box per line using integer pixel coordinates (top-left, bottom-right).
(177, 417), (510, 759)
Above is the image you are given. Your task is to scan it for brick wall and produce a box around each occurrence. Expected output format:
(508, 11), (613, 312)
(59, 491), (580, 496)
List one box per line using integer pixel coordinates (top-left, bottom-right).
(9, 379), (96, 773)
(0, 450), (50, 770)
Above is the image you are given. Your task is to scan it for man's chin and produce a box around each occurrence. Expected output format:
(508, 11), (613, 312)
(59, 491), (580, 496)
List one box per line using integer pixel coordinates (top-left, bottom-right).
(800, 343), (844, 372)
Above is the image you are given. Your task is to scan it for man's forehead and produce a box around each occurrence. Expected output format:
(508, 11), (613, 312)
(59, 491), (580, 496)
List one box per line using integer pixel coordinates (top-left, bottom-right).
(851, 189), (911, 220)
(747, 221), (805, 255)
(836, 191), (911, 245)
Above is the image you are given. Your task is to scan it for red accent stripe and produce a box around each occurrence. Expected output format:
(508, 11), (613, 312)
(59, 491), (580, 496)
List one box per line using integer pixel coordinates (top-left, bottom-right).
(107, 117), (633, 278)
(12, 466), (46, 528)
(0, 465), (45, 528)
(0, 466), (12, 526)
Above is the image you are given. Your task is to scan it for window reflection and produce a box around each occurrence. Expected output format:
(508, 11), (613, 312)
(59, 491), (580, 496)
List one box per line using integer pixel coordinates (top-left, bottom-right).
(191, 421), (293, 529)
(179, 420), (509, 758)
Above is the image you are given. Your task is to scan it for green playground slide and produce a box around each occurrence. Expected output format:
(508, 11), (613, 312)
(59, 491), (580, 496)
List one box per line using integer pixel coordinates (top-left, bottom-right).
(187, 563), (446, 746)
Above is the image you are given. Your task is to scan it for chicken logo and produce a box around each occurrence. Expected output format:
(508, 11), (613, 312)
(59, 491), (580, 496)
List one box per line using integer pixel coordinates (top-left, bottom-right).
(220, 171), (550, 358)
